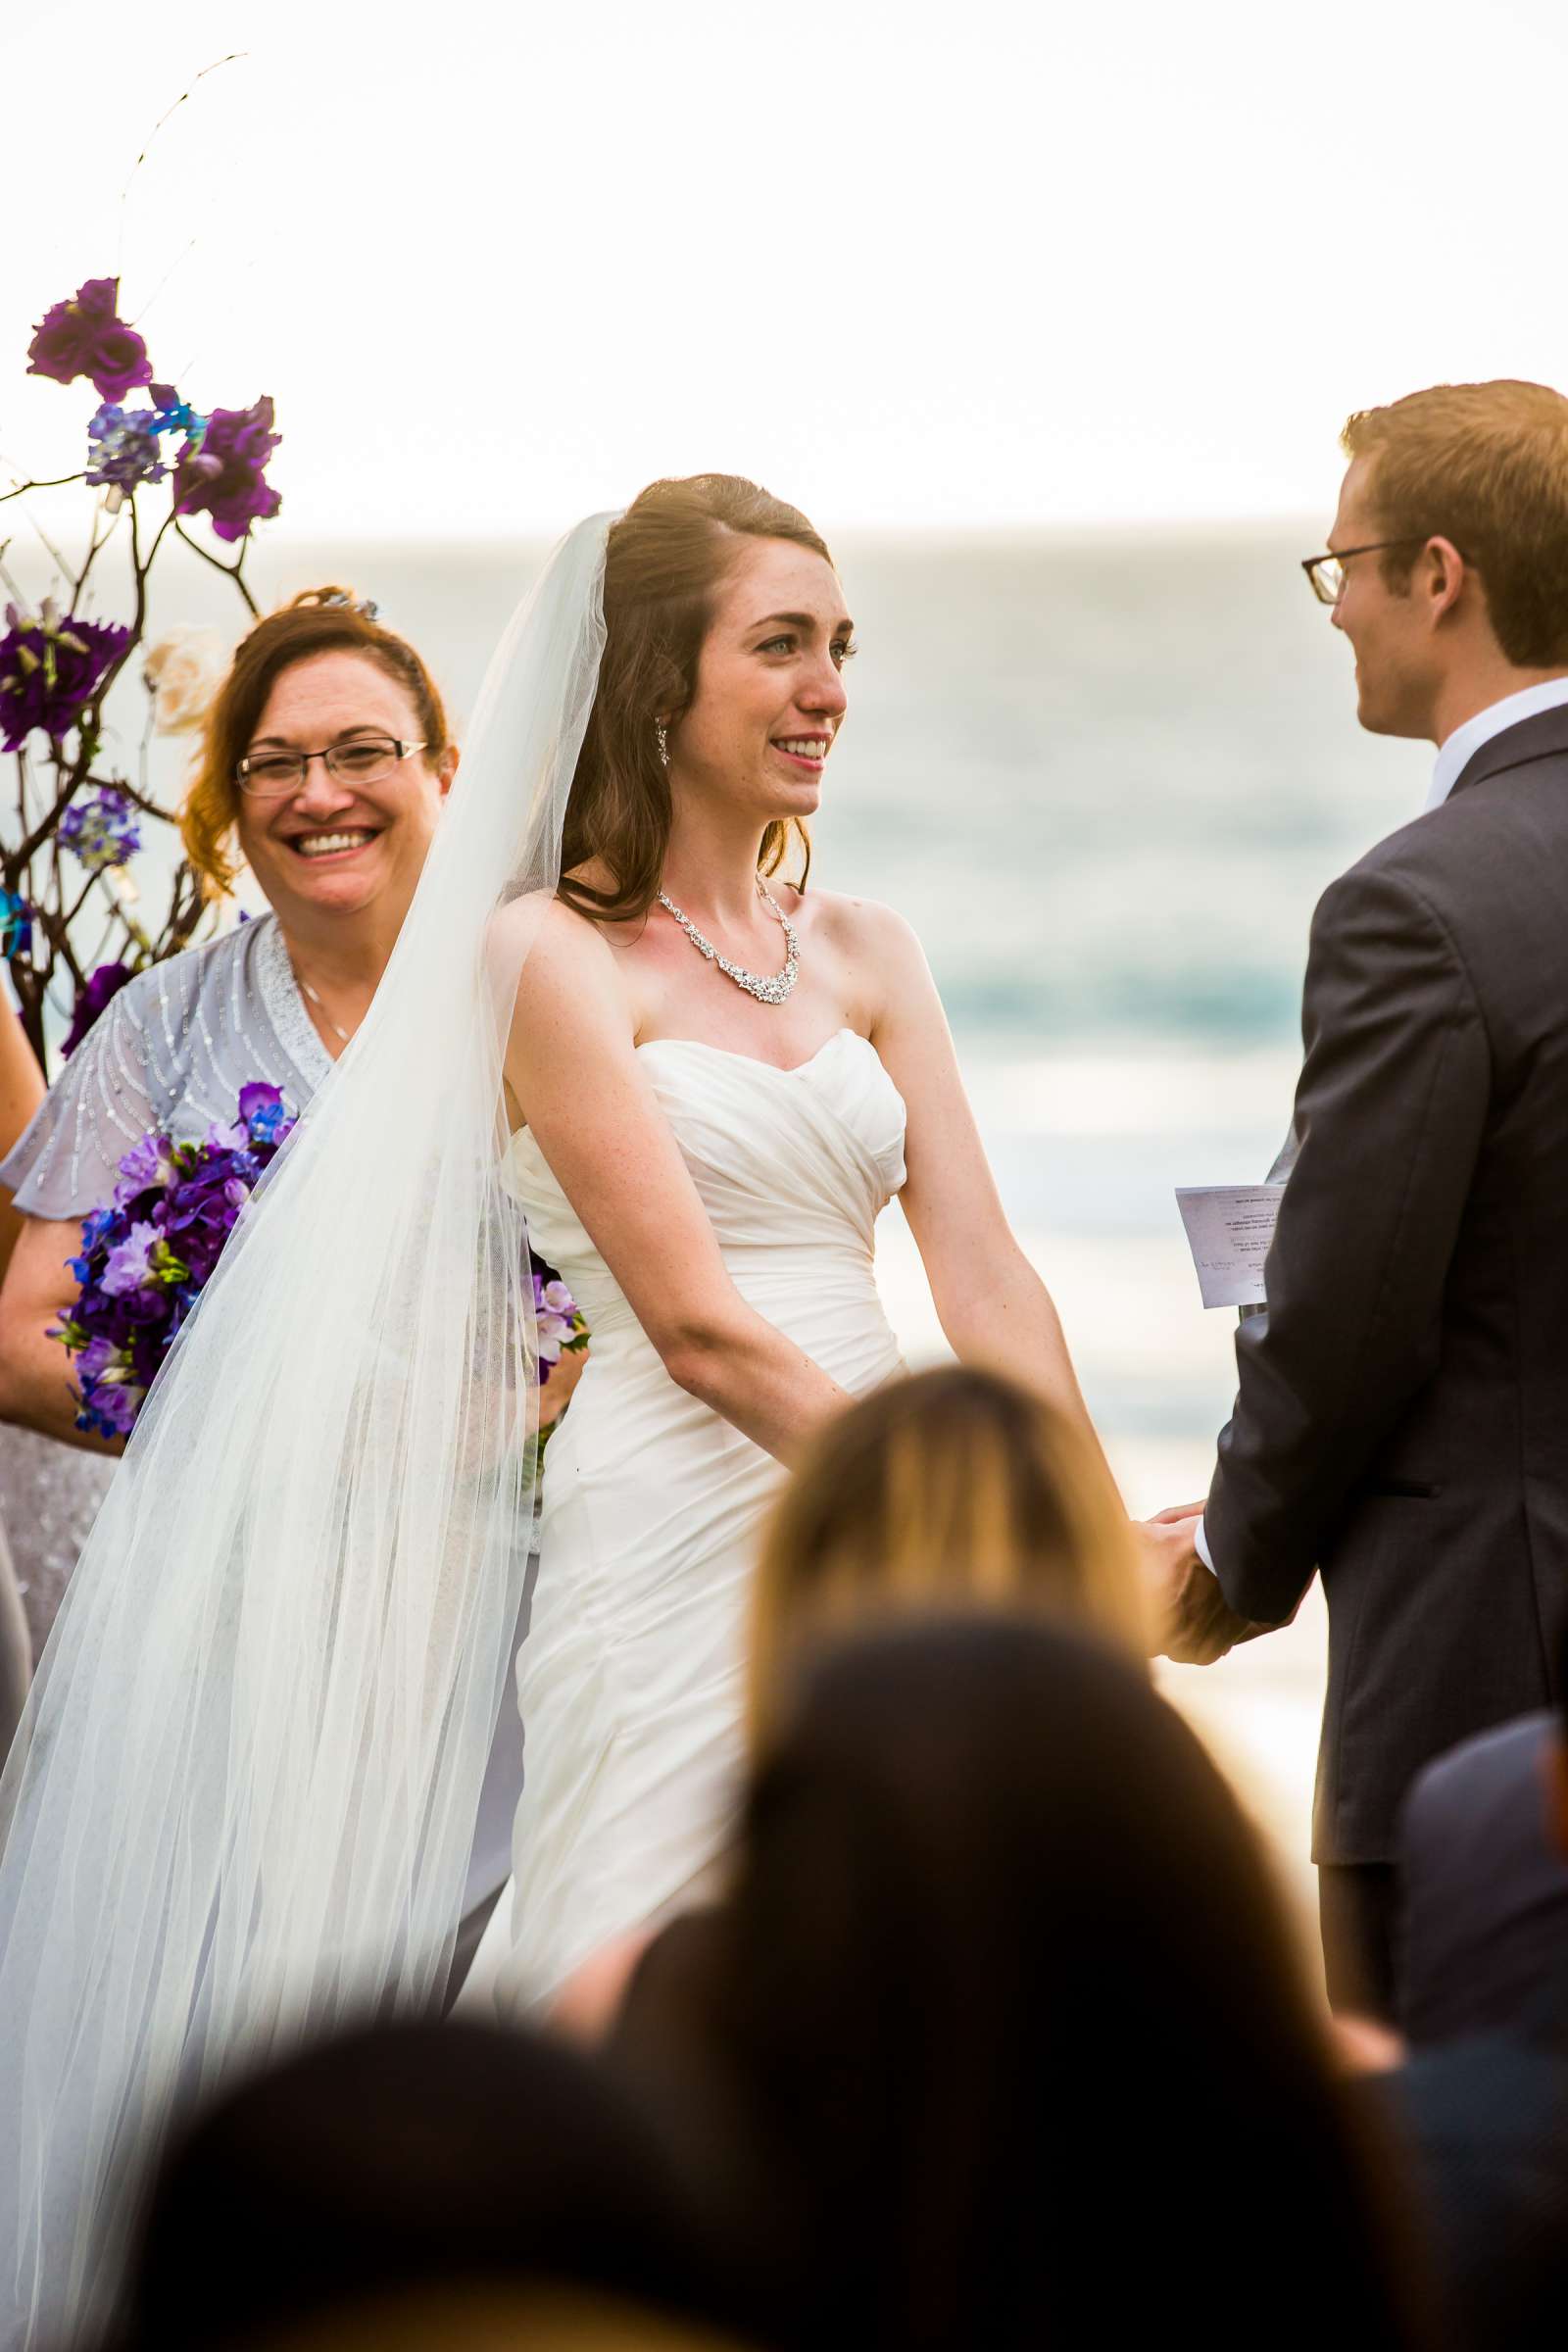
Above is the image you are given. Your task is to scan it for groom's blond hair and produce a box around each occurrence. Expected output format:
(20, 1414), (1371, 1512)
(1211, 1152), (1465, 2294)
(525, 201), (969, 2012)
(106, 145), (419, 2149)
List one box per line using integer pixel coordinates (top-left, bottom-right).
(1342, 380), (1568, 666)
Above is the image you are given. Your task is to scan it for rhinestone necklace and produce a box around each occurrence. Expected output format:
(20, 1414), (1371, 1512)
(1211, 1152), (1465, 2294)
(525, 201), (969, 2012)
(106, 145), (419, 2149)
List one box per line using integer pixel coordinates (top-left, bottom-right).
(657, 880), (800, 1006)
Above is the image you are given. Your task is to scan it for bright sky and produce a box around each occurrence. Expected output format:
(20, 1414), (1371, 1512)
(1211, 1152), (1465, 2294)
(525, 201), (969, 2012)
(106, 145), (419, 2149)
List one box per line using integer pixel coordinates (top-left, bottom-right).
(3, 0), (1567, 536)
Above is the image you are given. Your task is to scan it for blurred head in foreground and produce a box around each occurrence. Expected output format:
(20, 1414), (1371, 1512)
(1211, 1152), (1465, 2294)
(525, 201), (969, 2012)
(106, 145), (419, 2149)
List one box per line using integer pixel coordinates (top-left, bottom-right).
(747, 1364), (1145, 1750)
(121, 2021), (740, 2351)
(679, 1618), (1434, 2348)
(253, 2283), (753, 2352)
(1549, 1611), (1568, 1855)
(1325, 379), (1568, 741)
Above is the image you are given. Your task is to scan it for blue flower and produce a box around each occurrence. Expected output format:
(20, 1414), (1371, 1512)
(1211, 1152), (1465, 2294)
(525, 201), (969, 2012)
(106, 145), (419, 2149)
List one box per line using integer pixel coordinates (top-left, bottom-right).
(79, 1205), (119, 1252)
(149, 383), (200, 437)
(238, 1081), (290, 1144)
(0, 889), (30, 959)
(84, 403), (168, 503)
(59, 786), (141, 872)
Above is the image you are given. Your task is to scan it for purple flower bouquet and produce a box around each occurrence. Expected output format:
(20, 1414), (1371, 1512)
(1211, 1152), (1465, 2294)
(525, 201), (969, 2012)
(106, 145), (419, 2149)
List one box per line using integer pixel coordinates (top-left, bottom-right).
(52, 1083), (587, 1442)
(50, 1083), (297, 1440)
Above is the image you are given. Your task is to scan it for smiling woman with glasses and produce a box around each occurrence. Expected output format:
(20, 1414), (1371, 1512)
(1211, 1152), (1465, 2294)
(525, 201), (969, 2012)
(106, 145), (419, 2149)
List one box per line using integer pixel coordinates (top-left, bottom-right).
(0, 584), (552, 1984)
(0, 579), (459, 1440)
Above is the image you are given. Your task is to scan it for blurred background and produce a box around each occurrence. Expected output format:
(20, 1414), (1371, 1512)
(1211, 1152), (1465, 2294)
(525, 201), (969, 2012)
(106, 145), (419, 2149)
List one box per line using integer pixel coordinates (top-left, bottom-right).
(6, 0), (1568, 1940)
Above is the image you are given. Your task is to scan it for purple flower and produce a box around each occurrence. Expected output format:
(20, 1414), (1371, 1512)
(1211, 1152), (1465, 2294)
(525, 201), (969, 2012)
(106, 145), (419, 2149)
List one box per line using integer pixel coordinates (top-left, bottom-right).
(0, 605), (132, 749)
(172, 397), (282, 543)
(80, 1376), (142, 1441)
(59, 786), (141, 872)
(531, 1264), (585, 1373)
(63, 961), (135, 1057)
(75, 1332), (132, 1387)
(26, 277), (153, 402)
(114, 1131), (178, 1200)
(100, 1219), (162, 1298)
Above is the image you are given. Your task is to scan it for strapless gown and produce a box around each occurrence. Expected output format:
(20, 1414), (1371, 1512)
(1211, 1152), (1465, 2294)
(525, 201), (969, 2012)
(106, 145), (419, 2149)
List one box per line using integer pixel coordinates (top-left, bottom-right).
(460, 1028), (906, 2020)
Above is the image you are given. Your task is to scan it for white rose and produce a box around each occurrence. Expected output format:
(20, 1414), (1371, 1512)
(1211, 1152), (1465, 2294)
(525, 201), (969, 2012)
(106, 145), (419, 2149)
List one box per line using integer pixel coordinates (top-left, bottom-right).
(143, 626), (229, 736)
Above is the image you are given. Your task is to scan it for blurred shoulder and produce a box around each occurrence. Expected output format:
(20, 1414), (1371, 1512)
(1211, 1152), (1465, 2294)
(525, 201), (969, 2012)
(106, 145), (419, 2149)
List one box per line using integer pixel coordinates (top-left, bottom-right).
(796, 885), (927, 967)
(1406, 1711), (1553, 1843)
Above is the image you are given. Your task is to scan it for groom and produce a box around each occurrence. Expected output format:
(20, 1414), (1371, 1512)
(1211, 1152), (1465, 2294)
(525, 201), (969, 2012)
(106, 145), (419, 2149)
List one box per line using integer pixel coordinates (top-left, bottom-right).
(1156, 380), (1568, 2018)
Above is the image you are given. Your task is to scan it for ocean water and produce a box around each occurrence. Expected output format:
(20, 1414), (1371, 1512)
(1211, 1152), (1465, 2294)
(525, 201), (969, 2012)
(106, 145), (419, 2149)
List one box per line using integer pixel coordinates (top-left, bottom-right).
(21, 523), (1440, 1922)
(141, 526), (1425, 1448)
(24, 520), (1432, 1454)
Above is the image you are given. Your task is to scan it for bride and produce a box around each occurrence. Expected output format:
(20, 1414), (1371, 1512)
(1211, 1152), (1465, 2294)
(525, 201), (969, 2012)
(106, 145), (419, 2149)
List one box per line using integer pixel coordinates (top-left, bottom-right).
(463, 474), (1112, 2016)
(0, 477), (1167, 2346)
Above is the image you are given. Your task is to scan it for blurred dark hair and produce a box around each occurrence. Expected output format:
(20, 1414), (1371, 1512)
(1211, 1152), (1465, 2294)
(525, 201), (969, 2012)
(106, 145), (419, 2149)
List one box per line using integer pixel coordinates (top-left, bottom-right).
(625, 1618), (1436, 2350)
(121, 2021), (741, 2350)
(559, 475), (831, 926)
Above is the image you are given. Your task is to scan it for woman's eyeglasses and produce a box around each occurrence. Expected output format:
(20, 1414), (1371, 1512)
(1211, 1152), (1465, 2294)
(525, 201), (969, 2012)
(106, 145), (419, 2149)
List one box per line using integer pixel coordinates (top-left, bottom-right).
(234, 735), (425, 797)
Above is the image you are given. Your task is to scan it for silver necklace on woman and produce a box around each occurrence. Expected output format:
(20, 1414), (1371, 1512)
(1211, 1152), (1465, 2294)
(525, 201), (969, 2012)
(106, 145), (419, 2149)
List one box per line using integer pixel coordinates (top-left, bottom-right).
(657, 879), (800, 1006)
(289, 959), (355, 1045)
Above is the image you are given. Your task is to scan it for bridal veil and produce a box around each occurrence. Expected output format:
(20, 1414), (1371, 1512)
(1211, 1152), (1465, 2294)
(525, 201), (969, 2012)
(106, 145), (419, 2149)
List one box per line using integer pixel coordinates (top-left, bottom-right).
(0, 514), (612, 2346)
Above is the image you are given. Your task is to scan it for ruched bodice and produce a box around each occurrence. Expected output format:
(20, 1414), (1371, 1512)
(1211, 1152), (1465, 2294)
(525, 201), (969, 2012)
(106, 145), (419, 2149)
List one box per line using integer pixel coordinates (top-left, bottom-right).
(505, 1026), (906, 1343)
(463, 1029), (906, 2018)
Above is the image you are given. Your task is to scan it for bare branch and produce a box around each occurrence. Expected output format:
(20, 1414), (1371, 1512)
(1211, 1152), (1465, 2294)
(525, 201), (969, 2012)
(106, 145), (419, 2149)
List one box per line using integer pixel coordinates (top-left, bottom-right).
(173, 518), (261, 615)
(0, 473), (88, 509)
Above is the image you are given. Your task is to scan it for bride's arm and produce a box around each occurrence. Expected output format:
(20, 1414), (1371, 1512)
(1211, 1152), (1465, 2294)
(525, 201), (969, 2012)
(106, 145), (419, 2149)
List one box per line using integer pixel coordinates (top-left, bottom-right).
(505, 906), (850, 1463)
(856, 900), (1109, 1473)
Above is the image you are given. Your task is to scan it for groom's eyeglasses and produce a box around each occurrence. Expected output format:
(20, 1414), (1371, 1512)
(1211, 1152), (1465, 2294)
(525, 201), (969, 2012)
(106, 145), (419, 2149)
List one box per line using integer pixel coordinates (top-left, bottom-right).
(234, 735), (426, 796)
(1300, 538), (1439, 606)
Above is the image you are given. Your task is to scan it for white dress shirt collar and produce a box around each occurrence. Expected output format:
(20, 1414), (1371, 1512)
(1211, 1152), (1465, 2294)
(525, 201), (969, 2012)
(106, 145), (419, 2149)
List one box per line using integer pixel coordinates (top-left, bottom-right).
(1425, 675), (1568, 812)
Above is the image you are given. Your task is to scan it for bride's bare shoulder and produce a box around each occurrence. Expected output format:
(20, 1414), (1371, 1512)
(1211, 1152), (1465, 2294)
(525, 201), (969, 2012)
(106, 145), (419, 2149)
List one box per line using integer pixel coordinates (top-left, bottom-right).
(797, 885), (927, 966)
(491, 894), (635, 1052)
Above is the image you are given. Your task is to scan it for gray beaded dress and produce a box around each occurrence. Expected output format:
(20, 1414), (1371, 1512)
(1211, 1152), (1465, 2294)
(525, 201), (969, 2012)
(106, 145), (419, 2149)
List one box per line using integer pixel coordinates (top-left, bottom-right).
(0, 910), (523, 1940)
(0, 913), (331, 1670)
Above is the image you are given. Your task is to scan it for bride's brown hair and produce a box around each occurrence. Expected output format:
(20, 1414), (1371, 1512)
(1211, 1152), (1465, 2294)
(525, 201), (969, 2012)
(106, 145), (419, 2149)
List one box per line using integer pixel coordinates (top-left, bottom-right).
(559, 475), (833, 925)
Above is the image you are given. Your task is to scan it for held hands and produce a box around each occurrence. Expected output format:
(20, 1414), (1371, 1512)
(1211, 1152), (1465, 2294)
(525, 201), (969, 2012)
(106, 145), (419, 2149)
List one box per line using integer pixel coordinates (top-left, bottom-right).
(1136, 1505), (1256, 1666)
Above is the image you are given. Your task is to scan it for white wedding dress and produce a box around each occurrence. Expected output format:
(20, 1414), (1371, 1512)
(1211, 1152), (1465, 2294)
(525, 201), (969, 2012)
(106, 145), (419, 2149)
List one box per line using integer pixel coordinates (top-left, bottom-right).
(461, 1026), (907, 2020)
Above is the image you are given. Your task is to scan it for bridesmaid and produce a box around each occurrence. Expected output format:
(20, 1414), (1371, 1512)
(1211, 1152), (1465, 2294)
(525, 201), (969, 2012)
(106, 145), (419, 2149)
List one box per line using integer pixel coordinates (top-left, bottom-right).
(0, 585), (458, 1463)
(0, 585), (579, 1964)
(0, 591), (563, 1968)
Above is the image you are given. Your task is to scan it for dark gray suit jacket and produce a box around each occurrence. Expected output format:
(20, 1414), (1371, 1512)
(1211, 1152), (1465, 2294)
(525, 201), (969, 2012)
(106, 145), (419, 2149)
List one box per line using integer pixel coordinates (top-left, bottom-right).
(1205, 704), (1568, 1864)
(1398, 1711), (1568, 2049)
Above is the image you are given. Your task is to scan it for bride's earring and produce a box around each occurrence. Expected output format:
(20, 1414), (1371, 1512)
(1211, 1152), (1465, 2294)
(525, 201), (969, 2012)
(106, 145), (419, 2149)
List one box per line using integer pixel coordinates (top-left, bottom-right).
(655, 719), (669, 769)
